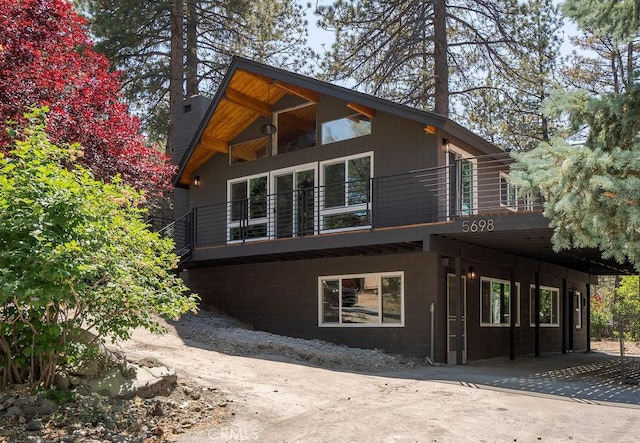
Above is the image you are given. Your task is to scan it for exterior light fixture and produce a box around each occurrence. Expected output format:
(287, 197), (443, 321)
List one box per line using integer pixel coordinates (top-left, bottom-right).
(468, 266), (476, 280)
(194, 176), (200, 187)
(260, 83), (277, 135)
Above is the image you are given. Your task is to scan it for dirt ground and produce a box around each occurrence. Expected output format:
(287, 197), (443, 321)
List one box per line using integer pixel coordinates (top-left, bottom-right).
(107, 311), (640, 443)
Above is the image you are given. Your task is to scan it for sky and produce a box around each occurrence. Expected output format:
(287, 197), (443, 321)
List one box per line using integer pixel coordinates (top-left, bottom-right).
(303, 1), (581, 57)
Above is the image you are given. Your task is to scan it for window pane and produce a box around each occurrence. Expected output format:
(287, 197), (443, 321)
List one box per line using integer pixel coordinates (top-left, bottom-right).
(324, 163), (345, 208)
(321, 279), (339, 323)
(347, 156), (371, 205)
(461, 159), (474, 214)
(323, 211), (369, 230)
(249, 176), (267, 219)
(296, 170), (315, 236)
(342, 277), (379, 324)
(321, 114), (371, 145)
(230, 182), (247, 221)
(481, 280), (510, 325)
(277, 104), (317, 154)
(382, 276), (401, 323)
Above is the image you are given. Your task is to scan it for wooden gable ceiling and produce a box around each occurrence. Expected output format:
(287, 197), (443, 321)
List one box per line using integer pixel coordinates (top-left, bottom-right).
(178, 69), (321, 185)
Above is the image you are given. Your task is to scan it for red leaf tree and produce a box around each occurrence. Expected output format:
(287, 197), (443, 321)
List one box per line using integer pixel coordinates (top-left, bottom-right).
(0, 0), (174, 208)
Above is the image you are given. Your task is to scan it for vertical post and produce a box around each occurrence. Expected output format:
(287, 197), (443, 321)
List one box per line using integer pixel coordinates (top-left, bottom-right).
(455, 256), (463, 365)
(369, 177), (375, 229)
(510, 267), (516, 361)
(430, 302), (435, 363)
(534, 271), (540, 357)
(562, 278), (567, 354)
(455, 159), (462, 219)
(585, 283), (591, 353)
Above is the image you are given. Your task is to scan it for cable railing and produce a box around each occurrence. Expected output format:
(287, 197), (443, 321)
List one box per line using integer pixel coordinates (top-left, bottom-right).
(181, 152), (543, 251)
(150, 212), (193, 262)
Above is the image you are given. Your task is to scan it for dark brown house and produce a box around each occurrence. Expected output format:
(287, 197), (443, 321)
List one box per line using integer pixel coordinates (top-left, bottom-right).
(169, 57), (632, 364)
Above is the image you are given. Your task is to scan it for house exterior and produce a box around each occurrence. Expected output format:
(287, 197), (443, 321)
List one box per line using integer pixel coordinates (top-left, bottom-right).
(169, 57), (633, 364)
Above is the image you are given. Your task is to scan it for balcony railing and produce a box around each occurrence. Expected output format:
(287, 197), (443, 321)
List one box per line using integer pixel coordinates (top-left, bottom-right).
(184, 152), (542, 251)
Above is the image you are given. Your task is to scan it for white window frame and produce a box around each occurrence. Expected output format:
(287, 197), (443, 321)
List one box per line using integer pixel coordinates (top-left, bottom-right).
(269, 163), (318, 238)
(321, 113), (372, 145)
(318, 271), (405, 327)
(319, 152), (373, 233)
(227, 173), (269, 243)
(499, 171), (518, 212)
(446, 145), (478, 217)
(480, 277), (520, 327)
(529, 285), (560, 327)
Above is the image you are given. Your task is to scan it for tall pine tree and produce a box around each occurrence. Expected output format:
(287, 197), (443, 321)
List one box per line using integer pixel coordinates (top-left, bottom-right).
(511, 0), (640, 270)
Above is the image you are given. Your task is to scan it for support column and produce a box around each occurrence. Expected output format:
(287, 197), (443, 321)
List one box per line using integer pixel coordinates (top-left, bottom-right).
(562, 278), (567, 354)
(586, 284), (591, 353)
(510, 267), (516, 361)
(534, 271), (540, 357)
(455, 256), (463, 365)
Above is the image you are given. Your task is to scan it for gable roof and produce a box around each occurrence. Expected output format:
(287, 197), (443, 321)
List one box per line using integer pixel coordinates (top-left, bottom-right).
(174, 56), (500, 186)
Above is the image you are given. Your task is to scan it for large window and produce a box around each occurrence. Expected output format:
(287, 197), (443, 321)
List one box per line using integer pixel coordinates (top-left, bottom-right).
(480, 277), (520, 327)
(530, 285), (559, 327)
(274, 103), (317, 154)
(228, 175), (268, 241)
(321, 114), (371, 145)
(320, 153), (372, 231)
(319, 272), (404, 327)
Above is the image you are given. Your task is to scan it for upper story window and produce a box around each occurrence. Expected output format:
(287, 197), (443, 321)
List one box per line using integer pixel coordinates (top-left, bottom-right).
(321, 114), (371, 145)
(499, 172), (518, 211)
(230, 137), (269, 165)
(228, 174), (268, 242)
(447, 146), (477, 217)
(530, 285), (559, 327)
(480, 277), (520, 327)
(274, 103), (317, 154)
(320, 153), (372, 232)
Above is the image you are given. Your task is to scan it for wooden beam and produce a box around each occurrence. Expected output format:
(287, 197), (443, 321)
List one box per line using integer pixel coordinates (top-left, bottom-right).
(274, 81), (321, 103)
(347, 102), (376, 119)
(224, 87), (269, 116)
(200, 134), (229, 153)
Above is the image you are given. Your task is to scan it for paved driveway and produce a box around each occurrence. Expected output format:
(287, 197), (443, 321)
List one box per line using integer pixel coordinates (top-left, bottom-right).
(404, 352), (640, 407)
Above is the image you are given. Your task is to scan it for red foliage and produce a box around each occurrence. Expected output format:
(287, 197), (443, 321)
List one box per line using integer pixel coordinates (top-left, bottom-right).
(0, 0), (174, 207)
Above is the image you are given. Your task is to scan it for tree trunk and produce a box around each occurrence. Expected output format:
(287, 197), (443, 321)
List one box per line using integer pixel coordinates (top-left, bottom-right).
(433, 0), (449, 117)
(167, 0), (185, 157)
(185, 0), (199, 97)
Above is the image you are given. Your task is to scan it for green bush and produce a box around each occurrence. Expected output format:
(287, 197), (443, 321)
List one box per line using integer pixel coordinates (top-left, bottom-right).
(0, 109), (198, 388)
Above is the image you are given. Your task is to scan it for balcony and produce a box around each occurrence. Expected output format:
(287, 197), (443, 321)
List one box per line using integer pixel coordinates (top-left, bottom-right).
(164, 152), (544, 263)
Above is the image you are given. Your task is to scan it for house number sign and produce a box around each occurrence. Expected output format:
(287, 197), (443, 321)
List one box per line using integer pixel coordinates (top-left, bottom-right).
(461, 219), (495, 233)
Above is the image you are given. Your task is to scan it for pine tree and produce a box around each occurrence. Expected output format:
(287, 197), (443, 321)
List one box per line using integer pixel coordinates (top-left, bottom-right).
(511, 0), (640, 270)
(79, 0), (313, 149)
(315, 0), (529, 119)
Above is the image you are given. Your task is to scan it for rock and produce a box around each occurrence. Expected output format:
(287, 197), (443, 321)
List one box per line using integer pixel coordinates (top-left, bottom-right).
(55, 371), (71, 390)
(24, 419), (43, 431)
(83, 367), (136, 399)
(133, 365), (176, 398)
(23, 398), (57, 416)
(5, 405), (25, 417)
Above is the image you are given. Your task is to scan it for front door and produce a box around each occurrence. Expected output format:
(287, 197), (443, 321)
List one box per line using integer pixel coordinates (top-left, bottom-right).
(447, 273), (467, 364)
(273, 168), (315, 238)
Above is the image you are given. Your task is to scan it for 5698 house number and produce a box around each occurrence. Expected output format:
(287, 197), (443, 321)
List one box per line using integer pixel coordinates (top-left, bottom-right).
(461, 219), (495, 233)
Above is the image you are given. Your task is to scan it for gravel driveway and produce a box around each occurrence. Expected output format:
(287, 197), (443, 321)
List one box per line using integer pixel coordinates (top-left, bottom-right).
(111, 310), (640, 443)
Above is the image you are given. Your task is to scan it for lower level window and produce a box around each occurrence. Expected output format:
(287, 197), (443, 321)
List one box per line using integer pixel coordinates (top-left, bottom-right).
(480, 277), (520, 326)
(530, 285), (559, 326)
(319, 272), (404, 326)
